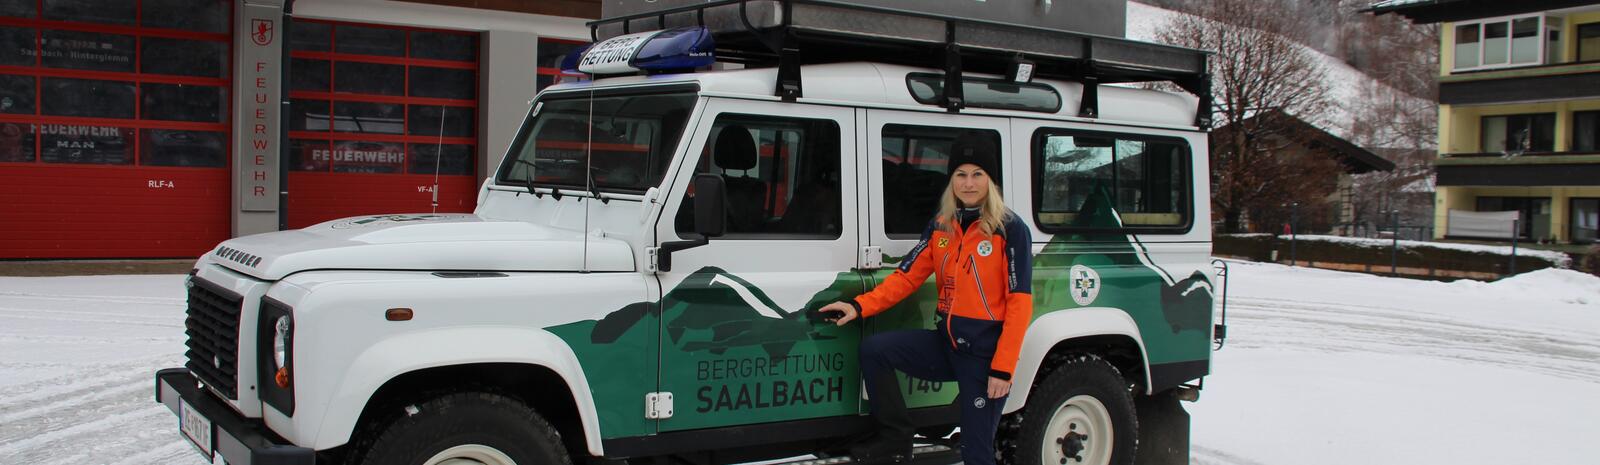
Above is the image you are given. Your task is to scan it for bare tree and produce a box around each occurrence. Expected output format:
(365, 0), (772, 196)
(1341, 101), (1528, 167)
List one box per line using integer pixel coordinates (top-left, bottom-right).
(1141, 0), (1440, 101)
(1154, 0), (1340, 233)
(1336, 0), (1440, 100)
(1345, 78), (1438, 237)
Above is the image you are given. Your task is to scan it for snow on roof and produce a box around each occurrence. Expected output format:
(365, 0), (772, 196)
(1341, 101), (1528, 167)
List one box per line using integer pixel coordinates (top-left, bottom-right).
(1399, 174), (1436, 193)
(1370, 0), (1437, 8)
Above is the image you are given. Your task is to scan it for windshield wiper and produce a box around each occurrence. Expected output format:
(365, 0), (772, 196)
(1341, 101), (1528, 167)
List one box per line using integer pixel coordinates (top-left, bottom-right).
(512, 159), (545, 199)
(586, 166), (609, 204)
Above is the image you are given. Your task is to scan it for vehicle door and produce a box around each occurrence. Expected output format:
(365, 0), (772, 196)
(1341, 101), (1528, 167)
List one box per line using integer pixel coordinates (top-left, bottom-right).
(1012, 119), (1216, 387)
(861, 109), (1011, 411)
(653, 98), (865, 432)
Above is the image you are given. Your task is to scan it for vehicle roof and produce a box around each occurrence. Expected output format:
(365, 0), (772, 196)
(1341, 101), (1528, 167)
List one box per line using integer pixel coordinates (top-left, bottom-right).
(542, 62), (1201, 131)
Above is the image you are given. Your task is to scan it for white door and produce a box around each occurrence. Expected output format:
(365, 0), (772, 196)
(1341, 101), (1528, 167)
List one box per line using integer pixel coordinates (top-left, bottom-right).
(861, 109), (1012, 410)
(653, 98), (866, 431)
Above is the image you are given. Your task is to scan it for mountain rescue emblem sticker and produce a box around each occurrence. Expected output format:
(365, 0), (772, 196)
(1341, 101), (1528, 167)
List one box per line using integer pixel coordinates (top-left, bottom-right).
(976, 240), (993, 257)
(1069, 265), (1100, 306)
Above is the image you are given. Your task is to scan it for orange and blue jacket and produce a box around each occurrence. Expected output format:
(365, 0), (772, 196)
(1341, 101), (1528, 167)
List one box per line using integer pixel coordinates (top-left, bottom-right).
(852, 209), (1034, 380)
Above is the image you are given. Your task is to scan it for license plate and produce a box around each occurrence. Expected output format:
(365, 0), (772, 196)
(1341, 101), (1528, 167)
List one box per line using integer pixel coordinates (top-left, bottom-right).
(179, 399), (215, 462)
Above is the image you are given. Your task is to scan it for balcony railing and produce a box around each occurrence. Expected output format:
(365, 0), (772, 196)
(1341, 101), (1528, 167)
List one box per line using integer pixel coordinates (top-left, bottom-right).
(1443, 60), (1600, 81)
(1443, 150), (1600, 159)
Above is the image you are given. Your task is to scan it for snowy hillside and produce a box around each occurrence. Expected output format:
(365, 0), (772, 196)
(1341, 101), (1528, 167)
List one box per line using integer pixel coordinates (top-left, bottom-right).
(1126, 2), (1432, 148)
(2, 264), (1597, 464)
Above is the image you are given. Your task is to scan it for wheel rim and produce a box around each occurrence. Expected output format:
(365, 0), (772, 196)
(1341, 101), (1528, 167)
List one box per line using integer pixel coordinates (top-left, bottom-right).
(425, 444), (518, 465)
(1040, 394), (1113, 465)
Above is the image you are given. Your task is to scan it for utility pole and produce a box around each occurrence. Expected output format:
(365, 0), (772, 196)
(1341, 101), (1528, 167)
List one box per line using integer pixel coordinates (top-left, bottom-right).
(1290, 202), (1299, 267)
(1390, 209), (1399, 276)
(1509, 217), (1520, 276)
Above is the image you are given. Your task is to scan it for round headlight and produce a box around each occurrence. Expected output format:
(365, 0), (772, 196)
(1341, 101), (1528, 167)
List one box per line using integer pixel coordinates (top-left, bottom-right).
(273, 316), (291, 368)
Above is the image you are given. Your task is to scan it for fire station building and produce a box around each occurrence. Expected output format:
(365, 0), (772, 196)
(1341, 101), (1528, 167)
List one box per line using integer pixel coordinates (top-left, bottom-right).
(0, 0), (597, 259)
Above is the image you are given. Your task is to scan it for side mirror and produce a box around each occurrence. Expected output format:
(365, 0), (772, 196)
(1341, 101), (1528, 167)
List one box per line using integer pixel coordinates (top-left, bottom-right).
(692, 173), (726, 238)
(657, 173), (726, 272)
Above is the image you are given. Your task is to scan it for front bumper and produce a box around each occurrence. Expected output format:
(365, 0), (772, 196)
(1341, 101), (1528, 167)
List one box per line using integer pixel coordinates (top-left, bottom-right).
(155, 368), (314, 465)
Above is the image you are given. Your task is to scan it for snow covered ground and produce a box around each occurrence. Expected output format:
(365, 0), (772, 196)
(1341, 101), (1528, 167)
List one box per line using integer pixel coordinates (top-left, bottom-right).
(2, 263), (1597, 464)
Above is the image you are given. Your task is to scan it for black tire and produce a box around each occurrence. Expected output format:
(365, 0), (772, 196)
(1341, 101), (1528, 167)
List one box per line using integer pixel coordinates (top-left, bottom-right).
(1001, 355), (1137, 465)
(353, 392), (572, 465)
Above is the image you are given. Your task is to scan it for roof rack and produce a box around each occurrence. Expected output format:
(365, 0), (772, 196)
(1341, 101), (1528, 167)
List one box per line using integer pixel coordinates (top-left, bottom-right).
(588, 0), (1213, 128)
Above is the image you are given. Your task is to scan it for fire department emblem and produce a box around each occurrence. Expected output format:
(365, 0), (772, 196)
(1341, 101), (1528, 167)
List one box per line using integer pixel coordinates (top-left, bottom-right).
(1069, 264), (1100, 306)
(251, 19), (274, 46)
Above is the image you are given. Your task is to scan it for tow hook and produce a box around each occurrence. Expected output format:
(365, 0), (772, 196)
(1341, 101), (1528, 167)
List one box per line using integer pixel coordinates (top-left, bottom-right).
(1176, 385), (1201, 402)
(1056, 423), (1089, 463)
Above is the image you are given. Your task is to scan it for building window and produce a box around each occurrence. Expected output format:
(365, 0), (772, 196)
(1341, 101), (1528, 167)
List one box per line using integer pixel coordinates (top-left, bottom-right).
(0, 1), (231, 168)
(1455, 24), (1481, 69)
(1481, 114), (1555, 153)
(536, 37), (586, 92)
(1579, 23), (1600, 62)
(1576, 111), (1600, 153)
(287, 20), (478, 175)
(1453, 15), (1548, 71)
(1476, 196), (1551, 240)
(1573, 198), (1599, 244)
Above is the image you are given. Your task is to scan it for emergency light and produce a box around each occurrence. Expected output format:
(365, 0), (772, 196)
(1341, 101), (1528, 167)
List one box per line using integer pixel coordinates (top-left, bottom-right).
(562, 27), (715, 75)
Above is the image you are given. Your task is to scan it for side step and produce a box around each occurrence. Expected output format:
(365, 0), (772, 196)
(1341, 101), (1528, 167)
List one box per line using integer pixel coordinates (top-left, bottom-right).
(772, 445), (961, 465)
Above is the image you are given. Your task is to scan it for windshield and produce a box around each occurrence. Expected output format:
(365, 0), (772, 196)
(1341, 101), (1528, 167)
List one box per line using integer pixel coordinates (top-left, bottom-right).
(497, 91), (696, 193)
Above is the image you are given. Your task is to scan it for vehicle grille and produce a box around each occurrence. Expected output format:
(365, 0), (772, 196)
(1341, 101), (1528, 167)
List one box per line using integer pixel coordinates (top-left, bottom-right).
(185, 279), (243, 399)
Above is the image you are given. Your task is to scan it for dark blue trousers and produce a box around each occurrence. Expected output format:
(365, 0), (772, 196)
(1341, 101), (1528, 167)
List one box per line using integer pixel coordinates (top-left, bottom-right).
(860, 329), (1007, 465)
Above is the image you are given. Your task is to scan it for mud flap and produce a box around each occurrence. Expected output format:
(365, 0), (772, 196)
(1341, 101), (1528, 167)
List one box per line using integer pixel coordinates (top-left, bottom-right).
(1132, 390), (1189, 465)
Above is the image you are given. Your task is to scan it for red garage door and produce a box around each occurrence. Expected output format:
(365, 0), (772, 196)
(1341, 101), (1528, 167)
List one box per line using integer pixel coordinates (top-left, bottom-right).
(0, 1), (232, 259)
(285, 20), (479, 229)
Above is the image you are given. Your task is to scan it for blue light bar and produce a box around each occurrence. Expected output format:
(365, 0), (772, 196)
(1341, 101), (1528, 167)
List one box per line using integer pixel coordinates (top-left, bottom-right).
(558, 43), (593, 76)
(564, 27), (714, 75)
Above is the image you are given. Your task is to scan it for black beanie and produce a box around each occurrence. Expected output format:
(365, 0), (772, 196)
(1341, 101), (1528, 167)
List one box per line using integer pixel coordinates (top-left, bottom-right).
(947, 131), (1001, 186)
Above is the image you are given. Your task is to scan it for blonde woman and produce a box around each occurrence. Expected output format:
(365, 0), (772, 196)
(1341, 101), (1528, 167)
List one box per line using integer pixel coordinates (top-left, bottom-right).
(819, 134), (1033, 465)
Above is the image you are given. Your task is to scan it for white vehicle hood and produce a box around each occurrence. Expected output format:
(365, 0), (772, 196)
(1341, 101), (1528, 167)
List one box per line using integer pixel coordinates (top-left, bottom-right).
(205, 214), (634, 280)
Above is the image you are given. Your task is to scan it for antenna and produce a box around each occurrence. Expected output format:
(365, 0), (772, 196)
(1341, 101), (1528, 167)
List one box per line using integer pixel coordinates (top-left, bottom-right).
(432, 106), (445, 213)
(581, 91), (595, 273)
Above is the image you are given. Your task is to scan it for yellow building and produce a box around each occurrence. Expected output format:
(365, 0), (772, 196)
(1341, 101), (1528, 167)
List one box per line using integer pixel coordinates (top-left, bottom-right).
(1372, 0), (1600, 244)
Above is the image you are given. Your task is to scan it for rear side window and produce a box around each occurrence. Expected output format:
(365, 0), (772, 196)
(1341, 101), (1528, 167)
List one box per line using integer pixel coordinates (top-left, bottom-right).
(880, 124), (1002, 238)
(1033, 129), (1190, 232)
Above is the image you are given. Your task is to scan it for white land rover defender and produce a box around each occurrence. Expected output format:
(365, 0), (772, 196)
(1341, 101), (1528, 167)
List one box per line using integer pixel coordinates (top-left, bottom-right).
(155, 1), (1229, 465)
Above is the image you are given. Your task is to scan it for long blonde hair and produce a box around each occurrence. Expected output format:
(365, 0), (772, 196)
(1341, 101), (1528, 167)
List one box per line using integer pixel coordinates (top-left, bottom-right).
(936, 179), (1009, 236)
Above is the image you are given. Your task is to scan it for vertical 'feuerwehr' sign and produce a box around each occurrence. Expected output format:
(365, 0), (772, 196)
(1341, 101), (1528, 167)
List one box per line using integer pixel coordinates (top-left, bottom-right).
(236, 1), (283, 213)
